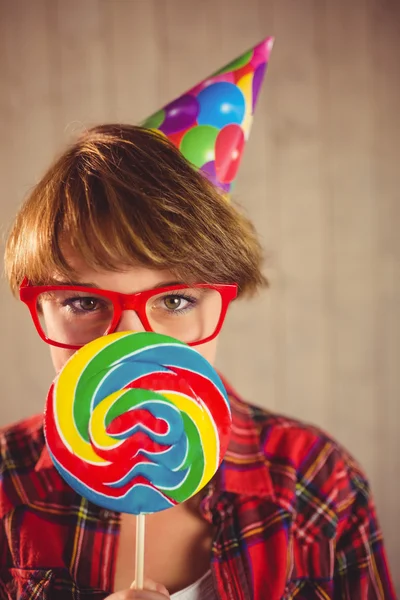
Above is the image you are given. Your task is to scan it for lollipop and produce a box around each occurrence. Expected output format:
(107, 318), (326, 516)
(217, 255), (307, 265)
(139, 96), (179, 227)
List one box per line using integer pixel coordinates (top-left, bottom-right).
(44, 331), (231, 515)
(142, 37), (274, 195)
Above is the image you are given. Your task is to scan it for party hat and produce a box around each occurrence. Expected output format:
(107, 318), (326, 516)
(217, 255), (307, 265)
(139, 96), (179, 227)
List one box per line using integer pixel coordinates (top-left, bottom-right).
(141, 37), (274, 195)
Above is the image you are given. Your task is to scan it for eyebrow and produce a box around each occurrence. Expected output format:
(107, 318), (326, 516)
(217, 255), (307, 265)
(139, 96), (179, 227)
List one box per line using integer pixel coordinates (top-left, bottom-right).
(53, 280), (185, 291)
(54, 280), (99, 288)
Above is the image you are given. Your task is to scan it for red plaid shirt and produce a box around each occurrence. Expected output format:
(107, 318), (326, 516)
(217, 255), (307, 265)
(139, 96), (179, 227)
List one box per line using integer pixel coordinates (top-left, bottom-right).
(0, 379), (396, 599)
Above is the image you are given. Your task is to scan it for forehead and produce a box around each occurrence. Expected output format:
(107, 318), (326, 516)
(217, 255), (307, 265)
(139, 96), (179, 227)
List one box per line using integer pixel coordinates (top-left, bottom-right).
(55, 246), (179, 294)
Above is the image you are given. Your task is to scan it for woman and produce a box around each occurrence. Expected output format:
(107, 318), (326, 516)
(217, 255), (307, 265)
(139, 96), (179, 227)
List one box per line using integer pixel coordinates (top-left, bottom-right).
(1, 125), (395, 599)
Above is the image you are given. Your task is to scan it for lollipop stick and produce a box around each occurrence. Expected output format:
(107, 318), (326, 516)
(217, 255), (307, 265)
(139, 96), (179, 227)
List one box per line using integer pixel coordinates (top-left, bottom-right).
(135, 513), (146, 589)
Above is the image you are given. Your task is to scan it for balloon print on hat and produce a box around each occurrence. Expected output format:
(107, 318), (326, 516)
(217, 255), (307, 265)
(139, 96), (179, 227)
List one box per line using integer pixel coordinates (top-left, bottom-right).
(141, 37), (274, 196)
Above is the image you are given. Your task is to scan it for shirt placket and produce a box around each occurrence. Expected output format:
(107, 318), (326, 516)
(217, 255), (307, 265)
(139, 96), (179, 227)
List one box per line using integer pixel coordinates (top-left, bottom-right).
(203, 489), (252, 600)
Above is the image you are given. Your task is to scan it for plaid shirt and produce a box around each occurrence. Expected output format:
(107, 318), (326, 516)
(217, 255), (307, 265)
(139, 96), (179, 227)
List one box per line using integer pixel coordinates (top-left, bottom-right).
(0, 379), (396, 600)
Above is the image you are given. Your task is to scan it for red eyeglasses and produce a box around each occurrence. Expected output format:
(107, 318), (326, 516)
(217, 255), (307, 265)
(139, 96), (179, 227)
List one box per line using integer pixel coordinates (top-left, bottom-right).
(19, 278), (238, 350)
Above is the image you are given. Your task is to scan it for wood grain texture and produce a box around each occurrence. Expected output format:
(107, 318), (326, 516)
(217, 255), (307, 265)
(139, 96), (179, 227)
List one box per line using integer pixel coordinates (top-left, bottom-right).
(0, 0), (398, 585)
(48, 0), (109, 143)
(0, 0), (56, 418)
(369, 0), (400, 581)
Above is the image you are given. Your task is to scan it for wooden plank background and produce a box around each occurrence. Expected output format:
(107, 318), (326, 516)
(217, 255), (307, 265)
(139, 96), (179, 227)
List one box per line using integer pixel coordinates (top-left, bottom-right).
(0, 0), (399, 586)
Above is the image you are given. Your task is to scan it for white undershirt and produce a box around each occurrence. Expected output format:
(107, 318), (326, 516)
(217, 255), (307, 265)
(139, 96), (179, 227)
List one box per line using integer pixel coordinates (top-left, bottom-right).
(170, 570), (216, 600)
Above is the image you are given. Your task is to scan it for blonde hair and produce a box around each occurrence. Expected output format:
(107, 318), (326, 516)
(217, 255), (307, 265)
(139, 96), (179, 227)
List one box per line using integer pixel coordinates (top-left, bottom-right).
(5, 124), (268, 297)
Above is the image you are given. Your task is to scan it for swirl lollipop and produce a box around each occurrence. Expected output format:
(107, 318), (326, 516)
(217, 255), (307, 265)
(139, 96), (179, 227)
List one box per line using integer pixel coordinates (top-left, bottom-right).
(44, 331), (231, 515)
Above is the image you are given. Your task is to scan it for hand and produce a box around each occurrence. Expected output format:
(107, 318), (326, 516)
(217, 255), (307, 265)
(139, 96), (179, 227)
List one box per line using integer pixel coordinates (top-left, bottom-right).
(105, 578), (170, 600)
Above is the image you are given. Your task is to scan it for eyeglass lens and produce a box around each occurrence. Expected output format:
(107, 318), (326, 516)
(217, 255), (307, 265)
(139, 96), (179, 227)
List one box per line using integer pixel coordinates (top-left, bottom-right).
(35, 287), (222, 346)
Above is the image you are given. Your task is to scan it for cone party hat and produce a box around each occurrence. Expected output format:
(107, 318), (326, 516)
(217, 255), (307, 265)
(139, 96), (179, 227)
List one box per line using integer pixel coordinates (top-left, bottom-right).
(141, 37), (274, 195)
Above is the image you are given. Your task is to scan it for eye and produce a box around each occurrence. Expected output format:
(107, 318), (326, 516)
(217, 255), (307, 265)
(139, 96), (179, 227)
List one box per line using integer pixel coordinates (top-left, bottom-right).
(163, 296), (188, 310)
(77, 297), (99, 311)
(63, 296), (107, 314)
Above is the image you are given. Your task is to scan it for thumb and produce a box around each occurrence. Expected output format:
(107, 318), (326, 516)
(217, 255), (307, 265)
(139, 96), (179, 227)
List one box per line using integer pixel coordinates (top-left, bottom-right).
(130, 578), (170, 597)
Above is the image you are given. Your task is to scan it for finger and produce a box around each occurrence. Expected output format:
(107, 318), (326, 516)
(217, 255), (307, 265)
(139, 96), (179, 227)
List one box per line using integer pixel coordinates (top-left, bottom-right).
(130, 578), (170, 597)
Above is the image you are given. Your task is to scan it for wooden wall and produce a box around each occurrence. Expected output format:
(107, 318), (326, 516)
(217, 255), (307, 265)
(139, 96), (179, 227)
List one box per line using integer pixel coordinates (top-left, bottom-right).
(0, 0), (399, 586)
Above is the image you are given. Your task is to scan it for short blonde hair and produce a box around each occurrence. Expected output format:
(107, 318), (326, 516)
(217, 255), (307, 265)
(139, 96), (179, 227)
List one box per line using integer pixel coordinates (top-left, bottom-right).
(4, 124), (268, 297)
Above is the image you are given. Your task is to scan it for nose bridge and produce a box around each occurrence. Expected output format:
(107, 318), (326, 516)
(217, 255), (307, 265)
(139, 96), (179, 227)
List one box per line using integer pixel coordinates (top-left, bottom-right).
(115, 308), (145, 333)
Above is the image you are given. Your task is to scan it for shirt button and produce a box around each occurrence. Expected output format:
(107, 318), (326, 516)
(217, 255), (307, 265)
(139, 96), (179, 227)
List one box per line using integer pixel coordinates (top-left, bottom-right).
(100, 510), (112, 520)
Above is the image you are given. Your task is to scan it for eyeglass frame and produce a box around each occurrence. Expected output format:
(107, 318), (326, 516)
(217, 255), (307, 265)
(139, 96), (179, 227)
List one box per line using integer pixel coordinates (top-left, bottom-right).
(19, 278), (238, 350)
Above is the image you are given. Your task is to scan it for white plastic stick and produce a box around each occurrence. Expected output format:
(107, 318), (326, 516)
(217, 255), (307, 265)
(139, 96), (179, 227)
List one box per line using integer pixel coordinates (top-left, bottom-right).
(135, 513), (146, 589)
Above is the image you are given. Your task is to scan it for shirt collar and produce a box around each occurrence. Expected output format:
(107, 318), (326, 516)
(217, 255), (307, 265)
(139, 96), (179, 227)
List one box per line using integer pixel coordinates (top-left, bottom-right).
(35, 377), (274, 498)
(35, 443), (53, 471)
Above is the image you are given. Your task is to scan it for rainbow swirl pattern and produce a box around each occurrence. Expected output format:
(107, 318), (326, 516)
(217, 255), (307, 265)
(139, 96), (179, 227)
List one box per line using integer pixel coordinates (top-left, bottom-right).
(44, 331), (231, 514)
